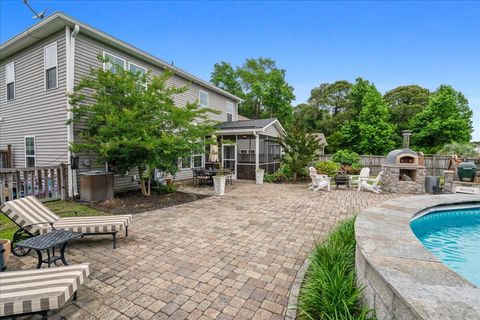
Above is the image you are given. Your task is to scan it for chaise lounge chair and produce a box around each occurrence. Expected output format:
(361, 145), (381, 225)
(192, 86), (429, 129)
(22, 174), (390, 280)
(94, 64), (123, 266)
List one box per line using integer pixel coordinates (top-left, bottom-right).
(0, 196), (132, 253)
(0, 264), (89, 320)
(357, 170), (383, 194)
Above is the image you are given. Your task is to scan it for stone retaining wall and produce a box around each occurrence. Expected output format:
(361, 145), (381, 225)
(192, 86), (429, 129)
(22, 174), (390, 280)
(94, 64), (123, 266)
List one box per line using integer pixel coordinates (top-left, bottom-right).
(355, 194), (480, 320)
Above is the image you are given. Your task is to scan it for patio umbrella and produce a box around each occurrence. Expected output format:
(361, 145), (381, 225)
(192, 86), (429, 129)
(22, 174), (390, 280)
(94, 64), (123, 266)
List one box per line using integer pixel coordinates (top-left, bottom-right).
(209, 135), (219, 162)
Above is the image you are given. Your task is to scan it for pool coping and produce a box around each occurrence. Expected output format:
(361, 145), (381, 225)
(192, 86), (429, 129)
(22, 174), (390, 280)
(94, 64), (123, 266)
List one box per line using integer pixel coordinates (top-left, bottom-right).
(355, 194), (480, 320)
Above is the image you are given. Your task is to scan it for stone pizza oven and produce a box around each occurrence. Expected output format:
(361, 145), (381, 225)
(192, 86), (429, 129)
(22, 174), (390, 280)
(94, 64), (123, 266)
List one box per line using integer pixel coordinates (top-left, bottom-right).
(382, 131), (426, 194)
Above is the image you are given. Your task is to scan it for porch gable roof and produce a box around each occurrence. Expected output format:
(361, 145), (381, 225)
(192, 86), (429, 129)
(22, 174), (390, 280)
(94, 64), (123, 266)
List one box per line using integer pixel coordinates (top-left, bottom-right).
(214, 118), (285, 137)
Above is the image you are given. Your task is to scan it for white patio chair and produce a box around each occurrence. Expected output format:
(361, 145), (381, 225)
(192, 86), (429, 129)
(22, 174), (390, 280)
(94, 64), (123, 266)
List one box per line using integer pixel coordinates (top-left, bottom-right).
(358, 170), (383, 193)
(309, 173), (331, 192)
(308, 167), (317, 187)
(349, 167), (370, 189)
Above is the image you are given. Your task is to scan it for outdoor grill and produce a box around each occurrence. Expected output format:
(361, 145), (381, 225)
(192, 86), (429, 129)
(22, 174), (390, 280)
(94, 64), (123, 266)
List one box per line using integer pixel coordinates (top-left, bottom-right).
(457, 162), (477, 182)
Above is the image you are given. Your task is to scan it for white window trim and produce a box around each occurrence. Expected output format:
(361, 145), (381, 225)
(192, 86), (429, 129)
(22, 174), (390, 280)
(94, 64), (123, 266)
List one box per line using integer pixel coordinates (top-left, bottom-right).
(24, 136), (36, 167)
(128, 61), (148, 89)
(128, 61), (147, 74)
(180, 156), (192, 169)
(44, 42), (58, 91)
(179, 154), (204, 170)
(5, 61), (15, 101)
(103, 51), (126, 72)
(199, 90), (209, 107)
(226, 101), (234, 121)
(192, 154), (204, 168)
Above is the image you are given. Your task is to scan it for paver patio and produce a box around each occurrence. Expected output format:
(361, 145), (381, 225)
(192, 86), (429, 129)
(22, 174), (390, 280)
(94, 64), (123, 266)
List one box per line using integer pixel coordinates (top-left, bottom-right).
(8, 182), (399, 320)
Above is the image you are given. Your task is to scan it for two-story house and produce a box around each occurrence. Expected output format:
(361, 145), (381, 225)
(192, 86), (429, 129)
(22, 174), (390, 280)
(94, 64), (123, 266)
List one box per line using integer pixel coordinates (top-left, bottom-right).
(0, 12), (284, 196)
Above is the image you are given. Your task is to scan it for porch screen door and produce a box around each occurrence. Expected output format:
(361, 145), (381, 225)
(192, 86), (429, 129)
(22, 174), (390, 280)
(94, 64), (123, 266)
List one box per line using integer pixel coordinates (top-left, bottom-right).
(222, 144), (236, 179)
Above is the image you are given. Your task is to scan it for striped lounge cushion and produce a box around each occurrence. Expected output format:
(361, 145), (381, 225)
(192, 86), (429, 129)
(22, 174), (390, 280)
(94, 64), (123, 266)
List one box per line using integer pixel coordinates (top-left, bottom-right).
(0, 264), (90, 317)
(0, 195), (132, 235)
(0, 196), (59, 233)
(40, 215), (133, 234)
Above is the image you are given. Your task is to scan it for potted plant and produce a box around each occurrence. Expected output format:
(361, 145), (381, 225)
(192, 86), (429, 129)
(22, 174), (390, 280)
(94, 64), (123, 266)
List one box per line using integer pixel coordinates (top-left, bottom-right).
(213, 170), (227, 195)
(0, 239), (11, 270)
(256, 168), (265, 184)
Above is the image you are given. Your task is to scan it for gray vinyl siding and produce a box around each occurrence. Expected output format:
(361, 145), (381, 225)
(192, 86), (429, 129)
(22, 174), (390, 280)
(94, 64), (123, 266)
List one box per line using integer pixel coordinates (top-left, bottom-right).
(0, 30), (68, 168)
(73, 33), (236, 186)
(263, 123), (282, 138)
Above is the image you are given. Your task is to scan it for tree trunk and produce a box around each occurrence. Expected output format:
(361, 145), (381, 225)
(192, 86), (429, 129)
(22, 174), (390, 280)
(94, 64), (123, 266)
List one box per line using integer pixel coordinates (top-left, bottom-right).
(138, 167), (149, 196)
(146, 177), (151, 196)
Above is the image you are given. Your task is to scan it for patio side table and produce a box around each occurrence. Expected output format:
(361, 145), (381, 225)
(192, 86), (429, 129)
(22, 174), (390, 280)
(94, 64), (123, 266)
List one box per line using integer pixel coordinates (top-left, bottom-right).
(16, 230), (82, 269)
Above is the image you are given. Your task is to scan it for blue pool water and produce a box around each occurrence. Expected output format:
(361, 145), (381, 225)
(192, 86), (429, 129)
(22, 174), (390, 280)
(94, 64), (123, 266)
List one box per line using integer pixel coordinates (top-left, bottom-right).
(410, 207), (480, 287)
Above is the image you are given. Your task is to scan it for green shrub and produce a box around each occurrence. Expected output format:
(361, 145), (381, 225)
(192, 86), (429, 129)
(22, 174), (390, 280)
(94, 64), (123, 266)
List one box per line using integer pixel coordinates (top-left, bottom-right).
(315, 161), (340, 177)
(437, 142), (479, 158)
(264, 164), (295, 183)
(280, 126), (320, 180)
(263, 173), (277, 183)
(333, 150), (361, 166)
(155, 183), (177, 194)
(297, 217), (375, 320)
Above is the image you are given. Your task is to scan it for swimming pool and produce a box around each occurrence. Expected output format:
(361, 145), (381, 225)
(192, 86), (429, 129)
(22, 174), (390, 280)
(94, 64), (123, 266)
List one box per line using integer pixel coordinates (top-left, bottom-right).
(411, 206), (480, 287)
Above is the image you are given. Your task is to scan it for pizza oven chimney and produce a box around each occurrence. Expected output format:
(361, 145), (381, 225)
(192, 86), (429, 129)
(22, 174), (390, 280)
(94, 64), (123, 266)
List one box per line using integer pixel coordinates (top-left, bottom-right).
(402, 130), (412, 149)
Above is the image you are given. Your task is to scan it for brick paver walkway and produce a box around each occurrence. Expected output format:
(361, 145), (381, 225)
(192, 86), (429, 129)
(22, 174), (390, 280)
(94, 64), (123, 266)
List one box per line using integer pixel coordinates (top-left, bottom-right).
(9, 182), (398, 320)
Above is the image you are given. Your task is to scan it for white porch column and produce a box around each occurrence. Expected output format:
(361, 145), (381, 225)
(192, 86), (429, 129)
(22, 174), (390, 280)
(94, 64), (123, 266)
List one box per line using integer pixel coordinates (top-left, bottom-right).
(66, 24), (80, 197)
(255, 132), (260, 170)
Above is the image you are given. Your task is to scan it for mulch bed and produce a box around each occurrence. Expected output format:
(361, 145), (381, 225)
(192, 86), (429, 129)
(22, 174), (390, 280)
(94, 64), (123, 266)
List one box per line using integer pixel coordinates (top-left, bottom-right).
(88, 191), (209, 215)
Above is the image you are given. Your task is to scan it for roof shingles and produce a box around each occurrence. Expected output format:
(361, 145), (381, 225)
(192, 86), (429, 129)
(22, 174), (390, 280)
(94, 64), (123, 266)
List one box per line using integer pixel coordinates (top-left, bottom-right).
(215, 118), (277, 130)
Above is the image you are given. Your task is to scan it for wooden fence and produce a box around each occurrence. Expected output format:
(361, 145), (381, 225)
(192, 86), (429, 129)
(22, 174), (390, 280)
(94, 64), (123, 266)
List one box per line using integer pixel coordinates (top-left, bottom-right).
(0, 164), (67, 204)
(0, 145), (12, 169)
(318, 154), (479, 176)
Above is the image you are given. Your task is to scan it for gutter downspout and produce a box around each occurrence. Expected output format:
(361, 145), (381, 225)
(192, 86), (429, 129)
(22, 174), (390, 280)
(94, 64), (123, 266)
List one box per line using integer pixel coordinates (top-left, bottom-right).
(66, 24), (80, 197)
(254, 131), (260, 170)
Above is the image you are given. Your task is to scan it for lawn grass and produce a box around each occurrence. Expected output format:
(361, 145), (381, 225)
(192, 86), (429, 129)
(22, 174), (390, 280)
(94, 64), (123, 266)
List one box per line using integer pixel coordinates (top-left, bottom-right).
(297, 217), (375, 320)
(0, 200), (106, 240)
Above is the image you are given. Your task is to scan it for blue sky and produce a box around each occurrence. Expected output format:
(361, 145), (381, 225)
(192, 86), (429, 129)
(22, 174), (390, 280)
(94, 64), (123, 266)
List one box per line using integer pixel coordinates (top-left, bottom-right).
(1, 0), (479, 140)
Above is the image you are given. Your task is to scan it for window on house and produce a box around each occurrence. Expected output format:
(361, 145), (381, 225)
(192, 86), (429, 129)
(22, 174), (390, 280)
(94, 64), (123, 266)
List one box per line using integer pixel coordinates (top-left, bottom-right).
(25, 136), (36, 167)
(129, 62), (146, 75)
(129, 62), (147, 90)
(103, 52), (125, 73)
(226, 102), (234, 122)
(181, 156), (191, 169)
(44, 42), (58, 90)
(5, 62), (15, 100)
(199, 91), (209, 107)
(193, 154), (203, 168)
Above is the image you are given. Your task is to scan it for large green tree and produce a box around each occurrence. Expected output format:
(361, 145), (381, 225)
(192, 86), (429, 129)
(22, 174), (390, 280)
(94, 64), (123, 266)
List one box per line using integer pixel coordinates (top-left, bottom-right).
(335, 78), (372, 151)
(357, 87), (396, 154)
(337, 78), (396, 154)
(293, 103), (328, 132)
(410, 85), (473, 153)
(308, 80), (353, 116)
(69, 58), (217, 195)
(384, 85), (430, 132)
(294, 81), (353, 151)
(210, 58), (295, 126)
(209, 62), (243, 97)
